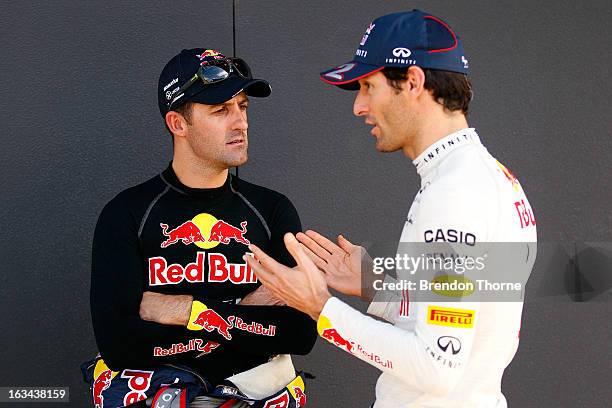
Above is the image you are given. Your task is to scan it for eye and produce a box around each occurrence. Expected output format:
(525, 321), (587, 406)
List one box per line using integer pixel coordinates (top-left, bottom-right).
(214, 106), (227, 114)
(240, 103), (249, 111)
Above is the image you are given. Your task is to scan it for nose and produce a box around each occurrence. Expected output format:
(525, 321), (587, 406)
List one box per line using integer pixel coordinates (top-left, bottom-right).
(231, 104), (248, 132)
(353, 90), (368, 117)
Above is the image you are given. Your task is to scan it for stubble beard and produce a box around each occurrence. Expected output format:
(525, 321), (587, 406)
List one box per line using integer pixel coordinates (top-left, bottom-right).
(187, 131), (249, 170)
(220, 133), (249, 168)
(223, 144), (248, 167)
(374, 126), (403, 153)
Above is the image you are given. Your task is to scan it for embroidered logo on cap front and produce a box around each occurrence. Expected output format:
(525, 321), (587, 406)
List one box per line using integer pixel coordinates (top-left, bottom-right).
(393, 47), (412, 58)
(360, 22), (375, 46)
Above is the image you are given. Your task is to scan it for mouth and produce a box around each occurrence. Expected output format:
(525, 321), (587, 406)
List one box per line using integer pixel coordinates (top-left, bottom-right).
(367, 122), (378, 137)
(226, 139), (245, 146)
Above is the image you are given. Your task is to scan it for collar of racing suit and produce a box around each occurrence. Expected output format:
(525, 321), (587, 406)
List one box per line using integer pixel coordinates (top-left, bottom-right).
(161, 161), (234, 199)
(412, 128), (481, 178)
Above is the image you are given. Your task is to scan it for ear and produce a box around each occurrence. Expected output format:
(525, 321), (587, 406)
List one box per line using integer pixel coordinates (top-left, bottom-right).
(165, 111), (188, 137)
(405, 66), (427, 96)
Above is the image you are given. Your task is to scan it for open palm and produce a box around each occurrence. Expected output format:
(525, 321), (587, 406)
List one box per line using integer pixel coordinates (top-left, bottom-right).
(296, 230), (371, 298)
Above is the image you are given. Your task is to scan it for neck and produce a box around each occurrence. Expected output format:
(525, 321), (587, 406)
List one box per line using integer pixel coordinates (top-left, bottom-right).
(171, 157), (229, 188)
(402, 109), (469, 160)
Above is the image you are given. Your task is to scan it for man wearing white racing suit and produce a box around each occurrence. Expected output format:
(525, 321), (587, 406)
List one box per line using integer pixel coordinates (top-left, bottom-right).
(241, 10), (537, 407)
(322, 127), (538, 407)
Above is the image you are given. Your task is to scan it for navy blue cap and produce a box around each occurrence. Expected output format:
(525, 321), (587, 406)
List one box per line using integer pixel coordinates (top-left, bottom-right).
(158, 48), (271, 117)
(320, 10), (469, 90)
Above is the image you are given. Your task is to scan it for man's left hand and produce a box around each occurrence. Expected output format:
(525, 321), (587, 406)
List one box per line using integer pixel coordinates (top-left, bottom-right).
(244, 233), (331, 321)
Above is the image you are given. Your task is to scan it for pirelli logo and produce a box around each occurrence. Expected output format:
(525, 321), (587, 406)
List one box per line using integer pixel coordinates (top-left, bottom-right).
(427, 306), (475, 328)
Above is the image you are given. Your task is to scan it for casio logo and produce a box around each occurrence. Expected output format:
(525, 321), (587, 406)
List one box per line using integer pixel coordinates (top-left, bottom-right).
(424, 229), (476, 246)
(392, 47), (411, 58)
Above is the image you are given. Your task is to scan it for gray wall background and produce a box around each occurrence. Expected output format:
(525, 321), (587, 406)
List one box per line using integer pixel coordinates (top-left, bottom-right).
(1, 0), (610, 407)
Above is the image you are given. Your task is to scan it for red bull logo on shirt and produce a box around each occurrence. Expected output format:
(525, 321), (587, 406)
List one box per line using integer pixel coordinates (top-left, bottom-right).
(153, 339), (220, 357)
(148, 252), (257, 286)
(317, 315), (393, 369)
(208, 220), (250, 245)
(321, 328), (354, 353)
(496, 160), (520, 192)
(318, 315), (354, 353)
(159, 213), (250, 249)
(160, 221), (205, 248)
(227, 316), (277, 336)
(191, 309), (233, 340)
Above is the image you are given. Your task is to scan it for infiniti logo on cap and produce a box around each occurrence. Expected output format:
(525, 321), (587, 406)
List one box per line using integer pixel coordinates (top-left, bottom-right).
(393, 47), (412, 58)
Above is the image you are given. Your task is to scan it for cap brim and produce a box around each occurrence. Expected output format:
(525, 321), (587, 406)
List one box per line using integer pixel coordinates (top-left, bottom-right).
(190, 76), (271, 105)
(320, 61), (384, 90)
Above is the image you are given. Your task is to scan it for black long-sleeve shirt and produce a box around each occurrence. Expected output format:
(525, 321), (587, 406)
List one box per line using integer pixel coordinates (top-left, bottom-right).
(90, 163), (317, 383)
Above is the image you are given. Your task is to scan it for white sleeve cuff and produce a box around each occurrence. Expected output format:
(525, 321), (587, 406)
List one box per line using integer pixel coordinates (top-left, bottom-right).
(367, 275), (402, 322)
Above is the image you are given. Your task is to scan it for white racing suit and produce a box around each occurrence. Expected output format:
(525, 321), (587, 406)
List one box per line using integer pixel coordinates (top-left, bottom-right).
(318, 128), (537, 407)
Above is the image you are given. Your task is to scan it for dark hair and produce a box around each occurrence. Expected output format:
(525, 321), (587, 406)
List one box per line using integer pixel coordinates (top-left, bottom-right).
(164, 102), (194, 139)
(382, 67), (472, 115)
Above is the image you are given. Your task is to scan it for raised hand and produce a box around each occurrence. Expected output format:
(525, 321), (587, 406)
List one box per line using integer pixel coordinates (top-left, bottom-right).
(296, 230), (372, 298)
(243, 233), (331, 321)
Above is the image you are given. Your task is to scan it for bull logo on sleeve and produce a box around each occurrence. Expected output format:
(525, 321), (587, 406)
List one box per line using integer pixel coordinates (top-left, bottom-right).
(192, 310), (233, 340)
(321, 328), (353, 353)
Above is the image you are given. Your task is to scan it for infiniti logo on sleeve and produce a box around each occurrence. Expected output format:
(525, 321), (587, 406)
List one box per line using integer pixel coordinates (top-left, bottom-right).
(437, 336), (461, 355)
(392, 47), (412, 58)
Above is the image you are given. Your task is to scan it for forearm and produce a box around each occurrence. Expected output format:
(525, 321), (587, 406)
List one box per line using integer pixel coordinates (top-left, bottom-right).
(139, 291), (317, 355)
(318, 297), (476, 396)
(188, 297), (318, 355)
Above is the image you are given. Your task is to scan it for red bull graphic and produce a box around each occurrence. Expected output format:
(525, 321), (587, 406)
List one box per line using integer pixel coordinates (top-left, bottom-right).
(148, 252), (257, 286)
(208, 220), (250, 245)
(262, 390), (290, 408)
(208, 253), (257, 284)
(192, 309), (233, 340)
(228, 316), (276, 336)
(92, 369), (112, 408)
(121, 369), (153, 406)
(159, 215), (250, 249)
(197, 49), (225, 61)
(321, 328), (353, 353)
(197, 341), (220, 358)
(496, 160), (520, 192)
(514, 199), (536, 228)
(200, 340), (220, 354)
(293, 386), (307, 407)
(354, 343), (393, 369)
(153, 339), (220, 357)
(160, 221), (205, 248)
